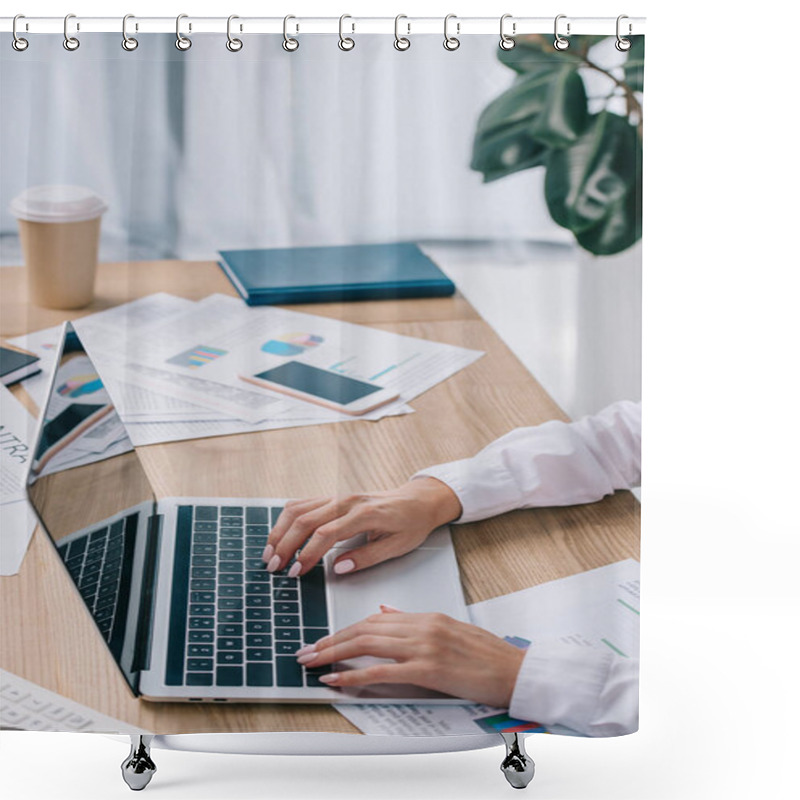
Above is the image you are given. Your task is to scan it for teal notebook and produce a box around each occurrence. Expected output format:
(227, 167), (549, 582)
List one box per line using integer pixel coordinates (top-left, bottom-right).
(217, 242), (455, 306)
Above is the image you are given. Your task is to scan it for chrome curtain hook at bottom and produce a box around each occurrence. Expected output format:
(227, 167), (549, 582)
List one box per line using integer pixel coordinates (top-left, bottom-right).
(616, 14), (632, 51)
(122, 14), (138, 51)
(12, 14), (28, 51)
(444, 14), (460, 51)
(283, 15), (299, 51)
(338, 14), (355, 51)
(63, 13), (79, 51)
(226, 15), (243, 51)
(175, 13), (192, 51)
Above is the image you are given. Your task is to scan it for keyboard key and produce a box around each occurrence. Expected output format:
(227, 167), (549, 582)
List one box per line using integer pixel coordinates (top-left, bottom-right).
(246, 595), (270, 608)
(218, 638), (244, 650)
(245, 548), (264, 559)
(246, 507), (269, 525)
(195, 506), (218, 520)
(306, 674), (331, 688)
(219, 586), (243, 597)
(219, 574), (243, 585)
(246, 525), (269, 536)
(246, 663), (273, 686)
(270, 507), (283, 527)
(88, 528), (107, 543)
(303, 628), (329, 644)
(188, 645), (213, 657)
(276, 641), (300, 655)
(219, 599), (243, 610)
(217, 651), (244, 665)
(191, 567), (215, 579)
(273, 576), (296, 588)
(276, 628), (301, 641)
(246, 607), (270, 620)
(189, 604), (214, 616)
(246, 571), (270, 583)
(187, 673), (213, 686)
(194, 544), (217, 555)
(221, 506), (243, 516)
(189, 617), (214, 629)
(245, 559), (265, 570)
(274, 589), (298, 601)
(246, 621), (270, 634)
(218, 624), (243, 636)
(194, 533), (217, 544)
(190, 580), (215, 591)
(192, 556), (216, 567)
(246, 634), (270, 647)
(215, 667), (243, 686)
(276, 614), (299, 627)
(218, 611), (243, 623)
(247, 583), (270, 595)
(189, 630), (214, 642)
(275, 601), (298, 615)
(220, 516), (243, 526)
(191, 592), (216, 603)
(194, 522), (218, 532)
(187, 658), (213, 671)
(300, 567), (328, 628)
(220, 529), (243, 540)
(246, 648), (273, 661)
(276, 657), (304, 687)
(219, 563), (243, 573)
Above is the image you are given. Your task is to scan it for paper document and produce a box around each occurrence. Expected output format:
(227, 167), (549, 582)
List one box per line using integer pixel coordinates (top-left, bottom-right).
(335, 560), (640, 737)
(0, 384), (37, 575)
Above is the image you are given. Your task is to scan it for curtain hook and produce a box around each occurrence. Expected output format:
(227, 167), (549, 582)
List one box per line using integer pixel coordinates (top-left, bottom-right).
(394, 14), (410, 51)
(283, 15), (299, 51)
(554, 14), (570, 51)
(615, 15), (632, 51)
(63, 13), (80, 51)
(175, 14), (192, 51)
(122, 14), (138, 51)
(443, 14), (460, 51)
(499, 14), (516, 50)
(338, 14), (355, 51)
(12, 14), (29, 51)
(226, 15), (243, 52)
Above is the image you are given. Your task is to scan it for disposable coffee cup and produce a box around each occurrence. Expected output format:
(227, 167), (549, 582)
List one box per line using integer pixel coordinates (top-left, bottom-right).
(10, 185), (108, 309)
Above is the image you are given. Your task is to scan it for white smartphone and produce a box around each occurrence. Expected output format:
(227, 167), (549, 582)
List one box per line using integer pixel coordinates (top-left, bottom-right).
(239, 360), (399, 416)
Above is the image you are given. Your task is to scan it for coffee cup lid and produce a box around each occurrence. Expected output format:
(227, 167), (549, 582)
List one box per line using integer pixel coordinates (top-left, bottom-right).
(10, 185), (108, 223)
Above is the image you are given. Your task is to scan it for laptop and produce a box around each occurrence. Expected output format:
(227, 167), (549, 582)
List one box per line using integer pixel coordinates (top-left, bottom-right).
(25, 323), (469, 704)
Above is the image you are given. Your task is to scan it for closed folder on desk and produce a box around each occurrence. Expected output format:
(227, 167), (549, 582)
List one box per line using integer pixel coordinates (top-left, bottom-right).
(217, 242), (455, 305)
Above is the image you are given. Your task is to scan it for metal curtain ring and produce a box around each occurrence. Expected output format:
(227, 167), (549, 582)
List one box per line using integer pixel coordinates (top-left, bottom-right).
(63, 13), (80, 51)
(175, 14), (192, 51)
(226, 15), (243, 51)
(615, 15), (632, 51)
(12, 14), (28, 51)
(554, 14), (570, 51)
(122, 14), (138, 51)
(443, 14), (460, 51)
(283, 15), (299, 51)
(499, 14), (515, 50)
(338, 14), (355, 51)
(394, 14), (410, 51)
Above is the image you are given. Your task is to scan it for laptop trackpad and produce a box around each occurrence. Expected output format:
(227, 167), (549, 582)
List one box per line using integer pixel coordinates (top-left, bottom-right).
(324, 526), (468, 701)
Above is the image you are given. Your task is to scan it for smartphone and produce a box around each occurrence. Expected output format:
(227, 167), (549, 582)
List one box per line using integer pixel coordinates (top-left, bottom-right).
(239, 361), (399, 416)
(32, 402), (113, 474)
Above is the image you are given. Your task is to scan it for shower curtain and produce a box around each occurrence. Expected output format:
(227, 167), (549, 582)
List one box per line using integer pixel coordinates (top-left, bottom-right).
(1, 21), (644, 749)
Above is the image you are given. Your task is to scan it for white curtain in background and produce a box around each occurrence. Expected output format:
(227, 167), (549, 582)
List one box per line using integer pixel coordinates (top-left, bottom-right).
(1, 34), (567, 263)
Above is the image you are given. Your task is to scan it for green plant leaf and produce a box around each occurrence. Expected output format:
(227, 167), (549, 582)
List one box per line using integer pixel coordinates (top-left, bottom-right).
(498, 34), (583, 74)
(623, 36), (645, 92)
(471, 66), (588, 181)
(544, 111), (642, 255)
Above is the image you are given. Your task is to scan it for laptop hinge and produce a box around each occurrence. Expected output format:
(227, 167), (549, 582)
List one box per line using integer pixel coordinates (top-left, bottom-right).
(132, 512), (163, 680)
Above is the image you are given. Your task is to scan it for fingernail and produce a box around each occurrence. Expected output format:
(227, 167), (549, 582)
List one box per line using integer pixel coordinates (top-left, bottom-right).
(295, 644), (316, 656)
(318, 673), (340, 684)
(287, 561), (302, 579)
(262, 544), (274, 561)
(334, 559), (355, 575)
(314, 635), (330, 648)
(267, 554), (281, 573)
(380, 604), (401, 613)
(297, 652), (317, 664)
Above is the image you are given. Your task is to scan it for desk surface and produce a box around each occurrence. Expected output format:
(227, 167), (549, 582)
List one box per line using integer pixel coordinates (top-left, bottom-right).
(0, 260), (639, 734)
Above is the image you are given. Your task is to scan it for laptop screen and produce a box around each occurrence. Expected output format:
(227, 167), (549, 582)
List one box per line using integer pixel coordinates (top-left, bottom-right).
(26, 323), (156, 694)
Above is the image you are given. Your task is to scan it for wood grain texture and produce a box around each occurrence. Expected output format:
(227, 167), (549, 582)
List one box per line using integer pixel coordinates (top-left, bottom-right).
(0, 260), (639, 734)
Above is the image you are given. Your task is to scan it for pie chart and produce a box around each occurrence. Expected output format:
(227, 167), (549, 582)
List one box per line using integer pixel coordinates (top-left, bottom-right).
(261, 332), (324, 357)
(57, 374), (103, 398)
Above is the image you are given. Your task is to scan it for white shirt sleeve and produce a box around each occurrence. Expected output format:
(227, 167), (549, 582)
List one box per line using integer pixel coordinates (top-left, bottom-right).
(414, 400), (641, 523)
(509, 642), (639, 737)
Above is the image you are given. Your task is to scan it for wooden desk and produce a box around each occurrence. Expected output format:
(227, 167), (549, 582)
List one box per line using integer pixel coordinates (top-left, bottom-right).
(0, 260), (639, 734)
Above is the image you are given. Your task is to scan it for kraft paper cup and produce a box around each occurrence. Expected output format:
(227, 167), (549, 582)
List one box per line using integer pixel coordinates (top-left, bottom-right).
(10, 185), (108, 310)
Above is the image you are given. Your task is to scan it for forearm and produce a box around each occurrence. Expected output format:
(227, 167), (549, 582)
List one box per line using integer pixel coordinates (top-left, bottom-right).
(414, 400), (641, 523)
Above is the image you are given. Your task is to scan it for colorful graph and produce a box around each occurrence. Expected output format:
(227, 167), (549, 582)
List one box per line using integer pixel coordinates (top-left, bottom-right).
(57, 374), (103, 398)
(473, 712), (548, 735)
(167, 344), (228, 369)
(261, 332), (324, 357)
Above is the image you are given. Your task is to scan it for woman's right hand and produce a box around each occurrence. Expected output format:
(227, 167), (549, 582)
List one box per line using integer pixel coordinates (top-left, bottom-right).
(263, 477), (462, 578)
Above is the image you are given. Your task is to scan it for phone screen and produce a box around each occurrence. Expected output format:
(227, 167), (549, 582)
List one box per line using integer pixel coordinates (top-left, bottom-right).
(253, 361), (382, 405)
(36, 403), (105, 459)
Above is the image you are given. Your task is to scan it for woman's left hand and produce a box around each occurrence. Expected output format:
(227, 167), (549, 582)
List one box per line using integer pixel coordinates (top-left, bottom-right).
(295, 607), (525, 708)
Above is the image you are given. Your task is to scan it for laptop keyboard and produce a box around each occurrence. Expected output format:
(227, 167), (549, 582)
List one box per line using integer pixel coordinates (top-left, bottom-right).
(57, 513), (138, 661)
(166, 505), (332, 690)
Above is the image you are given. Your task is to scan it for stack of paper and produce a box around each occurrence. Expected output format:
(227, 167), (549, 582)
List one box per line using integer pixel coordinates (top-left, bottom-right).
(8, 293), (484, 448)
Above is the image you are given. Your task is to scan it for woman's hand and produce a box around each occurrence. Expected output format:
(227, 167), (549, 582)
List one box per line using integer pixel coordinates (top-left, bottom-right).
(295, 607), (525, 709)
(263, 478), (462, 577)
